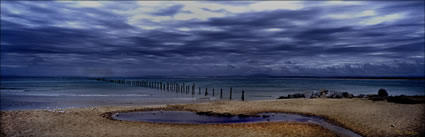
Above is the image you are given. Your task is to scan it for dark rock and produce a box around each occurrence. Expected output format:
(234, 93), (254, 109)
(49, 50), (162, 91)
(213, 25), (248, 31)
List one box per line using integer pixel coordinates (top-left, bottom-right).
(310, 91), (320, 98)
(378, 88), (388, 97)
(277, 96), (290, 99)
(288, 93), (305, 98)
(342, 92), (349, 97)
(331, 92), (343, 98)
(342, 92), (353, 98)
(304, 92), (313, 98)
(320, 89), (329, 97)
(357, 94), (367, 98)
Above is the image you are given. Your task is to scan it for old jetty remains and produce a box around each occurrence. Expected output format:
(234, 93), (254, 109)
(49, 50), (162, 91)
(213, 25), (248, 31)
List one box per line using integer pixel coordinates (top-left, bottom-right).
(88, 77), (246, 101)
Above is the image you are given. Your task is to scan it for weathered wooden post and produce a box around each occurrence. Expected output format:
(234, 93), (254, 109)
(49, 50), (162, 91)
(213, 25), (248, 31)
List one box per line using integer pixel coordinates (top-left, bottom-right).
(230, 87), (232, 100)
(205, 88), (208, 96)
(192, 83), (195, 95)
(241, 90), (245, 101)
(213, 88), (215, 96)
(220, 88), (223, 99)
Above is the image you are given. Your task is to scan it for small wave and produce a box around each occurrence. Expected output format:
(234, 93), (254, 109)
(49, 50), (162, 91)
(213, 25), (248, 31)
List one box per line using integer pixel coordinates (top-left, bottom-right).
(76, 94), (151, 97)
(0, 89), (26, 92)
(7, 93), (151, 97)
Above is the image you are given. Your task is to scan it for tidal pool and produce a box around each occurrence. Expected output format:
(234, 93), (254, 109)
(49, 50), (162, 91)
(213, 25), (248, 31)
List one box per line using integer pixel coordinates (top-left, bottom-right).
(112, 111), (362, 137)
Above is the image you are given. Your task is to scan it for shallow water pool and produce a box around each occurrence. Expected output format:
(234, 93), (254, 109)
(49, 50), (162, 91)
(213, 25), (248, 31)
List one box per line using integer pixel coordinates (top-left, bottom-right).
(112, 111), (362, 137)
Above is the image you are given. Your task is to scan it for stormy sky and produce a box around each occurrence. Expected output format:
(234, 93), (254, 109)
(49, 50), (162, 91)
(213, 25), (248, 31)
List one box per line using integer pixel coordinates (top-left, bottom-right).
(1, 1), (424, 77)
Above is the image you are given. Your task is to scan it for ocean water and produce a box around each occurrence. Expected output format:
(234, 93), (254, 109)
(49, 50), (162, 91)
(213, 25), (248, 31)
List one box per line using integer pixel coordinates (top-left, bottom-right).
(1, 77), (424, 110)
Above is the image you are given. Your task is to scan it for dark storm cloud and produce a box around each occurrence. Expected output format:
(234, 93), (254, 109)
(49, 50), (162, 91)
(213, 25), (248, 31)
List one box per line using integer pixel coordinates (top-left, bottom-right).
(1, 1), (424, 77)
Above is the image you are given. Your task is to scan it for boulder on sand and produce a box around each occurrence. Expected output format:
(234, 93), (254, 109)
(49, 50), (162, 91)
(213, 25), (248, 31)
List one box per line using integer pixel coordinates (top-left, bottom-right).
(342, 92), (354, 98)
(304, 92), (313, 98)
(378, 88), (388, 97)
(320, 89), (329, 97)
(288, 93), (305, 98)
(331, 92), (343, 98)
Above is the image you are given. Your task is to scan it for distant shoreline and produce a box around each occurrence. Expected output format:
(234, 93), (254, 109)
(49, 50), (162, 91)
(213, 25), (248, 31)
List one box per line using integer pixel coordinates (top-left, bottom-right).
(2, 76), (425, 80)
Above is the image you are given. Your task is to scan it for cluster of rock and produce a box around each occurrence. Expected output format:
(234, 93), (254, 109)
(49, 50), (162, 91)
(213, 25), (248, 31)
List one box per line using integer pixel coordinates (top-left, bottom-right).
(278, 88), (388, 99)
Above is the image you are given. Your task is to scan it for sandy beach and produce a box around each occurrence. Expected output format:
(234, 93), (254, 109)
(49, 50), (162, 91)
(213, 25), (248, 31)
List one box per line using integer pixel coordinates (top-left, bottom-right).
(1, 98), (424, 137)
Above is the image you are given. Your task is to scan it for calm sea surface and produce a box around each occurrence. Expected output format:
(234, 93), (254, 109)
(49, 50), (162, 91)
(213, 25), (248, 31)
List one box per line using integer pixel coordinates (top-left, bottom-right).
(1, 77), (424, 110)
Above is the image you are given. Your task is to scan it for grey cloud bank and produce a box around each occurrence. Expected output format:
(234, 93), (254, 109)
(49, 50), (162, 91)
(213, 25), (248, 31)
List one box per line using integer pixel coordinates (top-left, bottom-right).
(1, 1), (424, 77)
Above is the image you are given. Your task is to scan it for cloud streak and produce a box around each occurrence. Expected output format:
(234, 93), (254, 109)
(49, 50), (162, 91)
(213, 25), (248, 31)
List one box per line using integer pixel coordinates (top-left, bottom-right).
(1, 1), (424, 77)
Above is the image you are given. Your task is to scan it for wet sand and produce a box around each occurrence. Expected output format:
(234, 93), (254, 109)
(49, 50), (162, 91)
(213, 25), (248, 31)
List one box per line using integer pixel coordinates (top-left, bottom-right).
(1, 99), (424, 137)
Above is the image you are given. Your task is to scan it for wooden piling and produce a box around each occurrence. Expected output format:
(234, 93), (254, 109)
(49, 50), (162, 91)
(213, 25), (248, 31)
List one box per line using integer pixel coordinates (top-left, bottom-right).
(192, 83), (195, 95)
(230, 87), (232, 100)
(242, 90), (245, 101)
(205, 88), (208, 96)
(220, 88), (223, 98)
(213, 88), (215, 96)
(199, 87), (201, 95)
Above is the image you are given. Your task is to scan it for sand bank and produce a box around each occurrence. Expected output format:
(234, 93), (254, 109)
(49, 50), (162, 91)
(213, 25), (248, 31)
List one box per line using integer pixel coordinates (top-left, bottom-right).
(1, 99), (424, 137)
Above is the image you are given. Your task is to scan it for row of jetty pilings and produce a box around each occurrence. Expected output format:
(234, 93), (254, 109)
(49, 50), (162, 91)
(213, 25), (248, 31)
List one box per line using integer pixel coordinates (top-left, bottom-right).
(89, 77), (245, 101)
